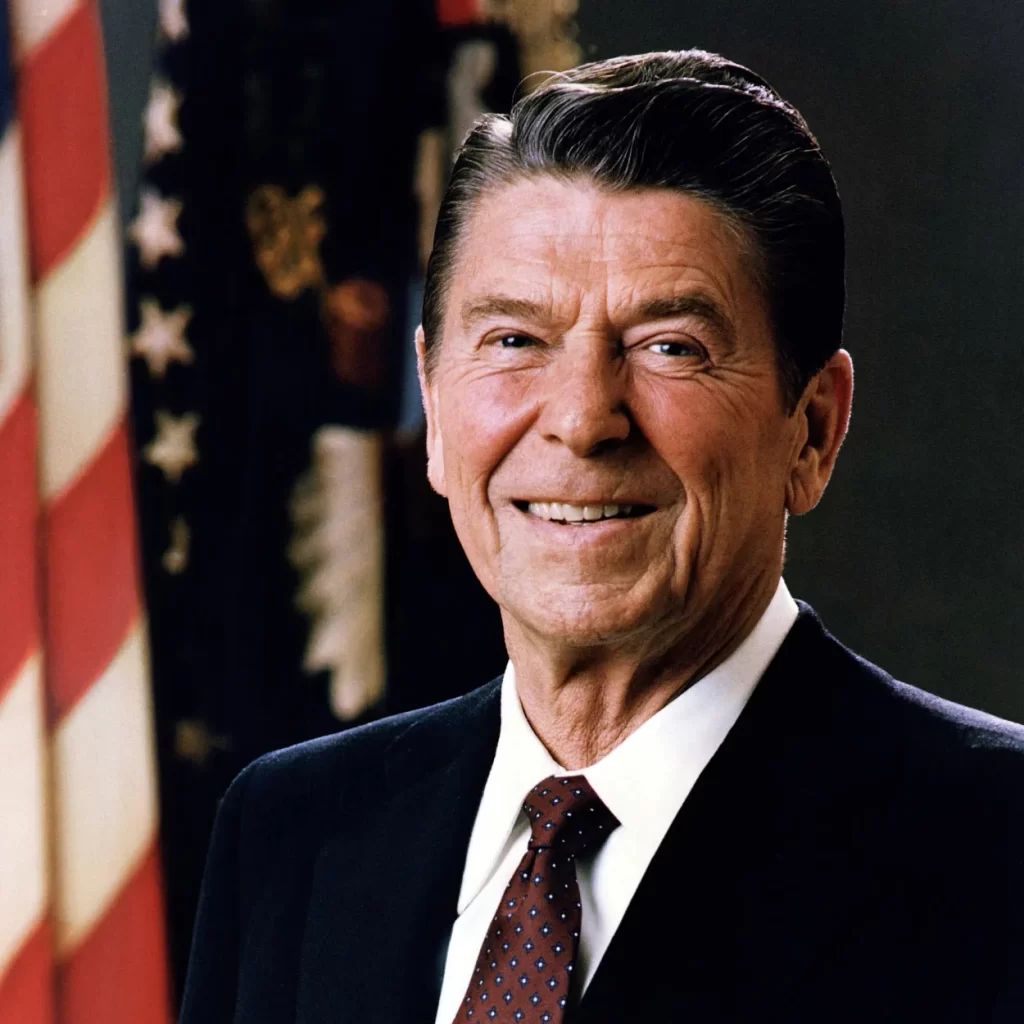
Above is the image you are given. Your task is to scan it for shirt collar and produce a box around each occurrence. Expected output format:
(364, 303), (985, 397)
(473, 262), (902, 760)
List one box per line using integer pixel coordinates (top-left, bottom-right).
(456, 578), (799, 912)
(456, 664), (562, 911)
(583, 577), (798, 843)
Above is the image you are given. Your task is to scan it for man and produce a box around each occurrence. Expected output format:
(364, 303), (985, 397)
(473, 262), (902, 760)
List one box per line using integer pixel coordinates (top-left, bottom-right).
(179, 51), (1024, 1023)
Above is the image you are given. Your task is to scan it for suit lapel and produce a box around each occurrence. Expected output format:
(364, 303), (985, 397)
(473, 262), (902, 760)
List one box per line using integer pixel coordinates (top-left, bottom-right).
(295, 681), (502, 1023)
(577, 608), (903, 1021)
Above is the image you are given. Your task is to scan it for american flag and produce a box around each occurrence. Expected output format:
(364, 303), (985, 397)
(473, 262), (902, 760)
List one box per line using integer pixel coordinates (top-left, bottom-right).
(0, 0), (171, 1020)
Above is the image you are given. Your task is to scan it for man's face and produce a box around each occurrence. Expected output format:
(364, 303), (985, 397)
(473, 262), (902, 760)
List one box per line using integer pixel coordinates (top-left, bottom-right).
(420, 177), (807, 650)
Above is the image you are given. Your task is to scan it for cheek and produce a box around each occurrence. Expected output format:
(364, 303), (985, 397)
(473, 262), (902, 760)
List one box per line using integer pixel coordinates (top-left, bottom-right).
(435, 371), (538, 603)
(635, 383), (789, 509)
(438, 369), (537, 498)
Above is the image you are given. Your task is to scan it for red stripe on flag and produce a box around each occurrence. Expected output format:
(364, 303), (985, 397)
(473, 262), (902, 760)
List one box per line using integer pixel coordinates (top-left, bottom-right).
(42, 419), (141, 724)
(18, 1), (111, 283)
(0, 919), (56, 1024)
(0, 390), (40, 700)
(57, 845), (171, 1024)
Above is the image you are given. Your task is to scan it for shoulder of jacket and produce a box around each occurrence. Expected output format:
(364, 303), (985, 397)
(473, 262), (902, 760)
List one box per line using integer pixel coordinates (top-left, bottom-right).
(224, 675), (503, 827)
(810, 609), (1024, 789)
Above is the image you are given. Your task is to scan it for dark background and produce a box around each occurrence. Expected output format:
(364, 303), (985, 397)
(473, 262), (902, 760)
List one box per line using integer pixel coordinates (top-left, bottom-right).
(574, 0), (1024, 722)
(100, 0), (1023, 723)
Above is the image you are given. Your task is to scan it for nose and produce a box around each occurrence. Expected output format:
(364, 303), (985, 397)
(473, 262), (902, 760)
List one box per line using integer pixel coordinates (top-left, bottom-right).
(536, 340), (631, 457)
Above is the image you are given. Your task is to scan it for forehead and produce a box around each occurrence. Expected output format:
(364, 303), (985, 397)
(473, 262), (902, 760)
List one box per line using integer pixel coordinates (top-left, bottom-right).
(447, 176), (758, 322)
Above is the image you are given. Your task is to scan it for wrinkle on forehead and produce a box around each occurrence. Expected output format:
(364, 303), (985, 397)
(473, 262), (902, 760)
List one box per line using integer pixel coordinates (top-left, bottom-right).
(466, 175), (752, 257)
(450, 176), (762, 338)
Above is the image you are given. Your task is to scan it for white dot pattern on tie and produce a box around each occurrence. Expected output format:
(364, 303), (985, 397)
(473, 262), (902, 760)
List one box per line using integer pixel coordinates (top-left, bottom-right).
(454, 774), (620, 1023)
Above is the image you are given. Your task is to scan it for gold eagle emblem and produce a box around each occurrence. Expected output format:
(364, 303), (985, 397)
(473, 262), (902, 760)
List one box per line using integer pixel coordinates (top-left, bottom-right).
(245, 184), (327, 300)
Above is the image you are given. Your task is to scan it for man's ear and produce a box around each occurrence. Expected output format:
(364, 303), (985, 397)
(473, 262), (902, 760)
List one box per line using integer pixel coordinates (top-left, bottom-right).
(415, 325), (447, 497)
(786, 349), (854, 516)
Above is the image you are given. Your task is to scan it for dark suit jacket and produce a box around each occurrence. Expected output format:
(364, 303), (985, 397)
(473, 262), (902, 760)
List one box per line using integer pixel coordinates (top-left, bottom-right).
(179, 605), (1024, 1022)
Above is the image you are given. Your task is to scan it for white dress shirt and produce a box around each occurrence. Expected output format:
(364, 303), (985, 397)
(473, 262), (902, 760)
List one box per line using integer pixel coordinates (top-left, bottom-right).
(433, 579), (799, 1024)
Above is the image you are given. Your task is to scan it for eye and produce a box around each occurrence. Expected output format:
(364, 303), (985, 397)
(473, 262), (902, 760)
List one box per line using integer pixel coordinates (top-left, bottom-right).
(646, 340), (702, 358)
(497, 333), (536, 349)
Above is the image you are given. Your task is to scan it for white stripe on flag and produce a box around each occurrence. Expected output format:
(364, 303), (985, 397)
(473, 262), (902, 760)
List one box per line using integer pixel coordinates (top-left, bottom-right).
(9, 0), (82, 59)
(0, 654), (49, 979)
(0, 124), (32, 423)
(51, 617), (159, 955)
(35, 200), (126, 500)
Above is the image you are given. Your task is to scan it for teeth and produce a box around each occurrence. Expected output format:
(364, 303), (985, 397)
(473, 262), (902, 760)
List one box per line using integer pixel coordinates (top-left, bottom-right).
(526, 501), (632, 522)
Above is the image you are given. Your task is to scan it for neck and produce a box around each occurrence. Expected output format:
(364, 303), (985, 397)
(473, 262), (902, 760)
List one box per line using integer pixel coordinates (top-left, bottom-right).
(504, 569), (780, 769)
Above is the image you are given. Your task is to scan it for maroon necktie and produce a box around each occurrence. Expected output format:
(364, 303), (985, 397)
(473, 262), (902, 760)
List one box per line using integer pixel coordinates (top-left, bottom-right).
(454, 774), (620, 1023)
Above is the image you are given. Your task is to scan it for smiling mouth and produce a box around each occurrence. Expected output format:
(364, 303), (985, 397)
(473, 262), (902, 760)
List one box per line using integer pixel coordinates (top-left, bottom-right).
(513, 500), (656, 524)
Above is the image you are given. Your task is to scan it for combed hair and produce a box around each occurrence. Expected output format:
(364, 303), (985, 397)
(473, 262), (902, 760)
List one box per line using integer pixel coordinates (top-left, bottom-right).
(421, 50), (845, 410)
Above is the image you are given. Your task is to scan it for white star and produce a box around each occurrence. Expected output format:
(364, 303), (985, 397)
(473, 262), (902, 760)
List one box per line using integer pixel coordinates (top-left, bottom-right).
(145, 410), (200, 483)
(162, 516), (191, 574)
(143, 80), (183, 165)
(131, 298), (194, 377)
(159, 0), (189, 43)
(128, 190), (185, 270)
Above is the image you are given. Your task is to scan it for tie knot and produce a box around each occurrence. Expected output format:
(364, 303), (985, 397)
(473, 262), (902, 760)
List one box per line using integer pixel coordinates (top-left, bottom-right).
(521, 774), (620, 860)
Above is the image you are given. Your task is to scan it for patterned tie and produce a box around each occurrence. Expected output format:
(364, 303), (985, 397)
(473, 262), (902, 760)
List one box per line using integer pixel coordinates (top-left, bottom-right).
(455, 774), (621, 1023)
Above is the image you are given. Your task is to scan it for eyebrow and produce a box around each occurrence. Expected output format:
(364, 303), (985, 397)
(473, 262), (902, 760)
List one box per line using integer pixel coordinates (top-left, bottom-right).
(630, 295), (736, 346)
(460, 296), (549, 332)
(459, 292), (736, 345)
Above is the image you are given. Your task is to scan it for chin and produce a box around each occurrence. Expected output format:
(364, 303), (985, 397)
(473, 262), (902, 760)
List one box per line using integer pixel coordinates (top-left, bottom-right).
(504, 582), (668, 650)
